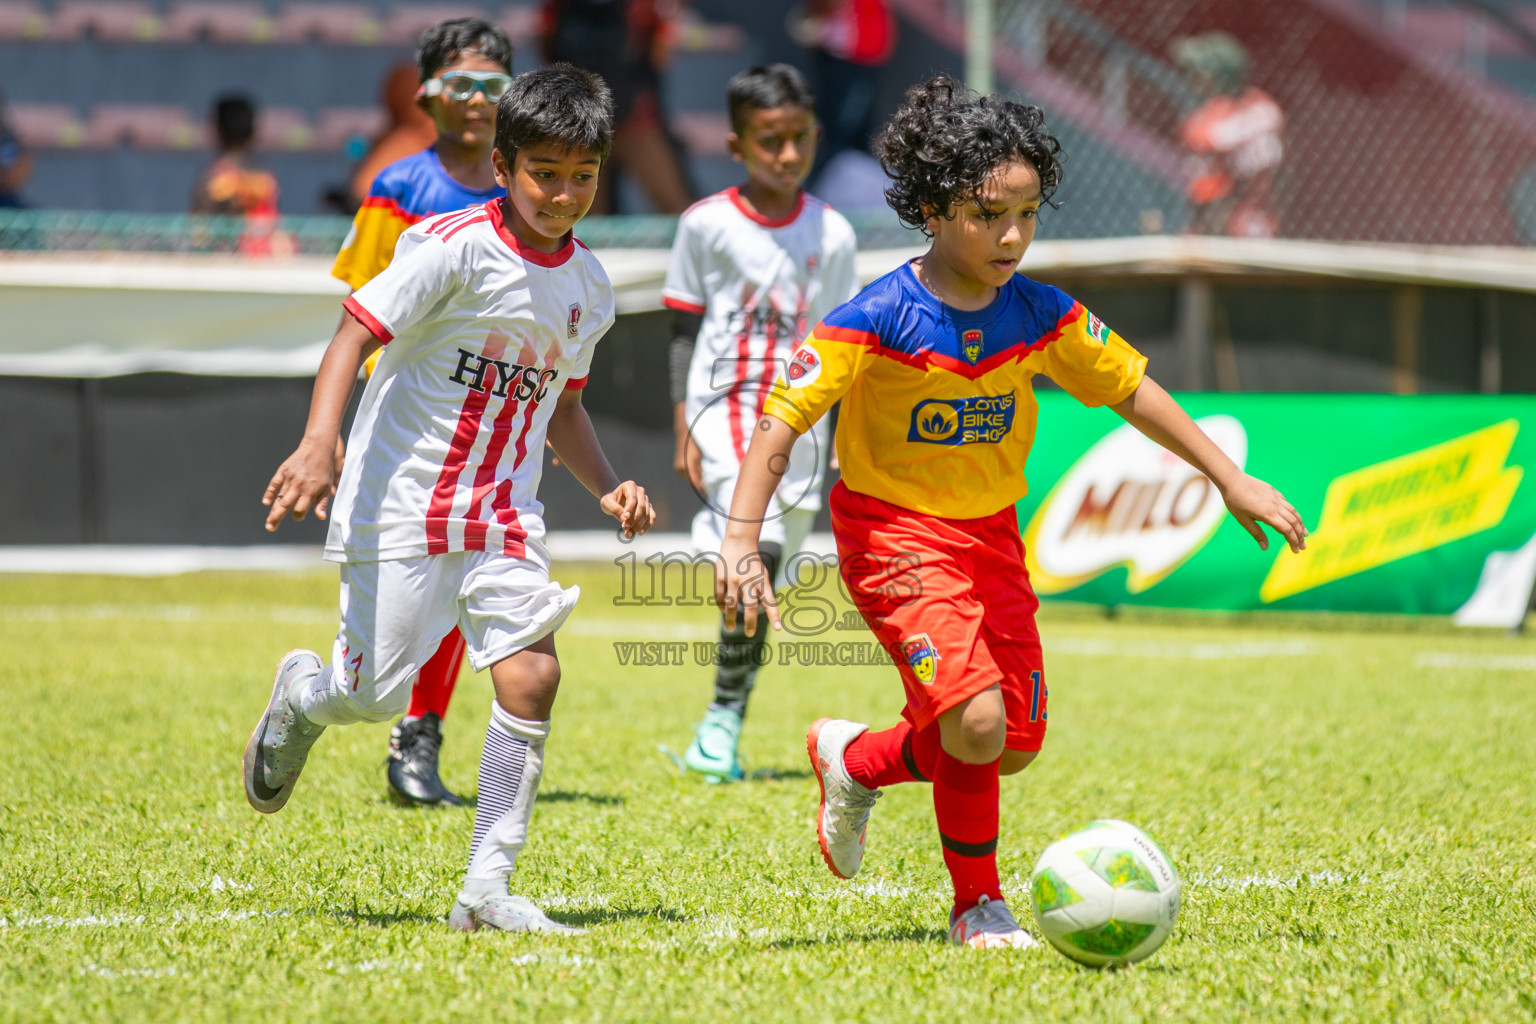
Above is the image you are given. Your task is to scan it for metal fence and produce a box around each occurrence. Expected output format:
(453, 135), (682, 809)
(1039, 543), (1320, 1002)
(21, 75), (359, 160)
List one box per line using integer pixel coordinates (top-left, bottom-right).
(896, 0), (1536, 245)
(0, 207), (921, 255)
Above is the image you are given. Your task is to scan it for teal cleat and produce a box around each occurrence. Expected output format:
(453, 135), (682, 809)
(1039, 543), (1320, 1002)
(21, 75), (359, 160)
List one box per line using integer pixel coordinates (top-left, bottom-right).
(684, 707), (745, 782)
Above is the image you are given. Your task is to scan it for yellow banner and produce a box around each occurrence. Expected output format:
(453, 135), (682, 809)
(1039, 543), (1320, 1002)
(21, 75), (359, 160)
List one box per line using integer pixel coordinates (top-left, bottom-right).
(1260, 421), (1523, 602)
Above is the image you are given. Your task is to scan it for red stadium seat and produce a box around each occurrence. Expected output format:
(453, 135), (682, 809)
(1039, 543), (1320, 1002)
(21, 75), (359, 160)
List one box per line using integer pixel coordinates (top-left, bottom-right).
(255, 106), (317, 151)
(7, 103), (88, 148)
(273, 3), (383, 45)
(671, 110), (731, 156)
(315, 106), (386, 150)
(162, 2), (276, 44)
(49, 1), (162, 42)
(495, 4), (538, 46)
(382, 4), (490, 45)
(0, 2), (48, 40)
(83, 105), (204, 149)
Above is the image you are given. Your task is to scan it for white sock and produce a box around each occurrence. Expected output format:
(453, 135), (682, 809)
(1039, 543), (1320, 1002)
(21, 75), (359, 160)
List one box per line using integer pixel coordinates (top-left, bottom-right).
(465, 703), (549, 883)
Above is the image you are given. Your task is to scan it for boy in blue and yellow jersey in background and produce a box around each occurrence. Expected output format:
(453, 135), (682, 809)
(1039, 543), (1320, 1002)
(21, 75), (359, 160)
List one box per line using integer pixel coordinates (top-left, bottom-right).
(329, 18), (513, 807)
(716, 77), (1309, 950)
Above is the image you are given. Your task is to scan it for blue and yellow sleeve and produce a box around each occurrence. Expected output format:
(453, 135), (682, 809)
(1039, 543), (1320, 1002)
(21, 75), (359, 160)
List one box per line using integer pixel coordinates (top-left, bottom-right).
(1025, 292), (1147, 407)
(762, 306), (878, 433)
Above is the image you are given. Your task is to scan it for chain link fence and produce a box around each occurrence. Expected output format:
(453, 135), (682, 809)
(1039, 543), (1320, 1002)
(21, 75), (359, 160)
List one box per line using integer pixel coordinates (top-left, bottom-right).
(901, 0), (1536, 245)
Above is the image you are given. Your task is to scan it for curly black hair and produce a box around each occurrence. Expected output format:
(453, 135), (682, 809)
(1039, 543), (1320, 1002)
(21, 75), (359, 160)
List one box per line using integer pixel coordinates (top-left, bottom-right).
(875, 76), (1063, 237)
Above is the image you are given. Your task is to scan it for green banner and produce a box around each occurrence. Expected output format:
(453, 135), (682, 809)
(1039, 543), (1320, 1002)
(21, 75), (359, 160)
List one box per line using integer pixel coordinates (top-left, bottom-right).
(1015, 393), (1536, 614)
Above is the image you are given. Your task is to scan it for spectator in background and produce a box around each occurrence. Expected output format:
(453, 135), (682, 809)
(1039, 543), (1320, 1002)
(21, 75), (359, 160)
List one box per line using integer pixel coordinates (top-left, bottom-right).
(1173, 32), (1284, 238)
(190, 93), (290, 255)
(789, 0), (895, 189)
(0, 89), (34, 207)
(541, 0), (694, 213)
(349, 61), (439, 208)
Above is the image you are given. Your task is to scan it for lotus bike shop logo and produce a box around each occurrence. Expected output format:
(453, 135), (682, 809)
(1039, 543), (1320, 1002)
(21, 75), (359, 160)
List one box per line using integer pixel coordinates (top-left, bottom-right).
(908, 392), (1016, 446)
(901, 633), (940, 684)
(1022, 414), (1248, 594)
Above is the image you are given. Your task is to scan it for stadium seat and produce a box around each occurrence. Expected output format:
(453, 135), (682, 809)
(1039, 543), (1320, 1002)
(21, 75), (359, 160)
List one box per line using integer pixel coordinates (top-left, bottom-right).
(0, 1), (48, 40)
(382, 4), (490, 45)
(273, 3), (383, 45)
(495, 4), (538, 46)
(315, 106), (385, 150)
(162, 2), (277, 44)
(255, 106), (317, 151)
(49, 1), (163, 42)
(83, 105), (204, 149)
(671, 110), (731, 156)
(7, 103), (88, 148)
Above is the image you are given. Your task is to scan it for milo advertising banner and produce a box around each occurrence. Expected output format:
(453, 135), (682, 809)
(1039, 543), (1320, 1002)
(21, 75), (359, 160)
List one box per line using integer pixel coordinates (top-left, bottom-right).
(1017, 394), (1536, 619)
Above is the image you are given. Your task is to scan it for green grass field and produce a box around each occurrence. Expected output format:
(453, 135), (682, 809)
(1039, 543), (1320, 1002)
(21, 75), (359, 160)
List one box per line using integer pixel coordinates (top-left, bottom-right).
(3, 565), (1536, 1023)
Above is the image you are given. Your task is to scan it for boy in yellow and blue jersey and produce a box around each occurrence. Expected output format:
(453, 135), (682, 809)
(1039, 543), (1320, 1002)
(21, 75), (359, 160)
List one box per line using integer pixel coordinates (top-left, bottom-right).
(332, 18), (513, 807)
(717, 76), (1309, 950)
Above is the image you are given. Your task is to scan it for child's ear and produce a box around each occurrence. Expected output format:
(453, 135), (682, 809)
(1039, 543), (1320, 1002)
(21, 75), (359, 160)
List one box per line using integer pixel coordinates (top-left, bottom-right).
(492, 148), (512, 188)
(726, 132), (743, 163)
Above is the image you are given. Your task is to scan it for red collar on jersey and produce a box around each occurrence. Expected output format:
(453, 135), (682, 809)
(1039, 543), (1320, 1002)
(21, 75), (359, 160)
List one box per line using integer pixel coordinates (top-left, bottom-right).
(727, 186), (806, 228)
(486, 199), (576, 267)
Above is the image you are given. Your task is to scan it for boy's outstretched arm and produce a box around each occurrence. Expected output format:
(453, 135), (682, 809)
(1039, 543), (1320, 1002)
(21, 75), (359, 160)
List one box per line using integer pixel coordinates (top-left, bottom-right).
(262, 312), (379, 531)
(1112, 377), (1308, 553)
(715, 414), (801, 634)
(545, 387), (656, 539)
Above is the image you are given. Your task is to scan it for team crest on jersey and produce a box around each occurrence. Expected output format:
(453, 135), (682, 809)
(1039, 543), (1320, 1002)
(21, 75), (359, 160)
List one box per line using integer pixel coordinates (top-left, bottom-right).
(1087, 311), (1110, 343)
(786, 345), (821, 388)
(962, 329), (983, 364)
(901, 633), (940, 685)
(568, 303), (582, 338)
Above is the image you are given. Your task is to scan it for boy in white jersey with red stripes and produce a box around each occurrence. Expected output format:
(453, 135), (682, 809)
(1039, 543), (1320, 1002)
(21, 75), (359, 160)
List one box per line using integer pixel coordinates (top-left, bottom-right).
(244, 65), (654, 934)
(664, 64), (859, 781)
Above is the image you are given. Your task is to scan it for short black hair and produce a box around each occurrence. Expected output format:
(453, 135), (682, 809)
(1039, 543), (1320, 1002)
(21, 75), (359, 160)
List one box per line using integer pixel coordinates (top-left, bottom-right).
(875, 75), (1063, 237)
(212, 93), (256, 149)
(726, 63), (814, 134)
(417, 17), (513, 81)
(494, 64), (614, 167)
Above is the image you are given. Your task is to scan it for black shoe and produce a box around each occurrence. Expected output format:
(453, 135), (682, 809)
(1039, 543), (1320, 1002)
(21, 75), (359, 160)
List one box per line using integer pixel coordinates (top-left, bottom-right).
(387, 714), (463, 806)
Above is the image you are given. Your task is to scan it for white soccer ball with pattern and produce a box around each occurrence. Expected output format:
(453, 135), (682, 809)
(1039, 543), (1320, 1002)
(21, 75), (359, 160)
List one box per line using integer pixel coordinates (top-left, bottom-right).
(1029, 819), (1180, 968)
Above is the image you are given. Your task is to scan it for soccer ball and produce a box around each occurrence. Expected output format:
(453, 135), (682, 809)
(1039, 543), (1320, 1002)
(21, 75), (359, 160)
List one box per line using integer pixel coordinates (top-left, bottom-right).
(1029, 819), (1181, 968)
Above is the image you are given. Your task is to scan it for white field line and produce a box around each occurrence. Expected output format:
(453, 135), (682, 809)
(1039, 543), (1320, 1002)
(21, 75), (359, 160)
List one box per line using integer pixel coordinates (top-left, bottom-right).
(1416, 651), (1536, 670)
(80, 964), (180, 980)
(1050, 638), (1318, 659)
(1, 908), (289, 930)
(1185, 870), (1360, 890)
(0, 603), (332, 625)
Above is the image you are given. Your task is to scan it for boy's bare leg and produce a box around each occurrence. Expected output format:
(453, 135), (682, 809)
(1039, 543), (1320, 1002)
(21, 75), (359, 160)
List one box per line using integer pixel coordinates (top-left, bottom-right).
(450, 633), (583, 934)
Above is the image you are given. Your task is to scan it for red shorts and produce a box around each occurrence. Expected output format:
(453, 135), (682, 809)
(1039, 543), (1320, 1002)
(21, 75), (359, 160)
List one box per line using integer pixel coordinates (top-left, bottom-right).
(831, 482), (1048, 751)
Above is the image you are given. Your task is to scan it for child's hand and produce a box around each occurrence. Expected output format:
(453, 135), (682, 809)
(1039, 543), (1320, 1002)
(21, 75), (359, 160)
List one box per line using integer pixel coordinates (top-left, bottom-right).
(715, 537), (779, 634)
(673, 436), (703, 492)
(263, 439), (338, 532)
(601, 481), (655, 539)
(1221, 473), (1308, 553)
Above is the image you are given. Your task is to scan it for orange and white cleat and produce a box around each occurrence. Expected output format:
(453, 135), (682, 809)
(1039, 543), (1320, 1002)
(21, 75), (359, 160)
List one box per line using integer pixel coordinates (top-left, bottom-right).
(806, 718), (881, 879)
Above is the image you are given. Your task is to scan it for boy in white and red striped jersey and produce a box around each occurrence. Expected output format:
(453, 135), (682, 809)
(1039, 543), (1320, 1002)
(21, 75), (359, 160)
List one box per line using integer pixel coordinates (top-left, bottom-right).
(243, 65), (654, 935)
(663, 64), (859, 781)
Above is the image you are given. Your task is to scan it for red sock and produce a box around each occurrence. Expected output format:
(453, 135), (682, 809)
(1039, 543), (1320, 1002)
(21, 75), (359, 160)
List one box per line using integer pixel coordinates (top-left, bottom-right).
(933, 750), (1002, 915)
(844, 721), (943, 788)
(407, 628), (466, 719)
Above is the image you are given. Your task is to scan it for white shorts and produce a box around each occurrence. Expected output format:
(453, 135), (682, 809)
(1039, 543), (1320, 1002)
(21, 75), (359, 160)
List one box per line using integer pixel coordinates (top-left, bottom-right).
(330, 524), (578, 718)
(691, 474), (815, 589)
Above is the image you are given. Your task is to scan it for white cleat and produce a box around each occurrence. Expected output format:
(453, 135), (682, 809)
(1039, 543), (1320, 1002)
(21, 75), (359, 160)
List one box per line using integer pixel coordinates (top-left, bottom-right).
(447, 893), (586, 935)
(948, 895), (1040, 950)
(806, 717), (881, 879)
(242, 649), (325, 814)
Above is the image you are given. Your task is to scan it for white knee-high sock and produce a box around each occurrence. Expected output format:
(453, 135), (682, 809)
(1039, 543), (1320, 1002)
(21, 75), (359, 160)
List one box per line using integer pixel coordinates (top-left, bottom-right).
(464, 702), (549, 889)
